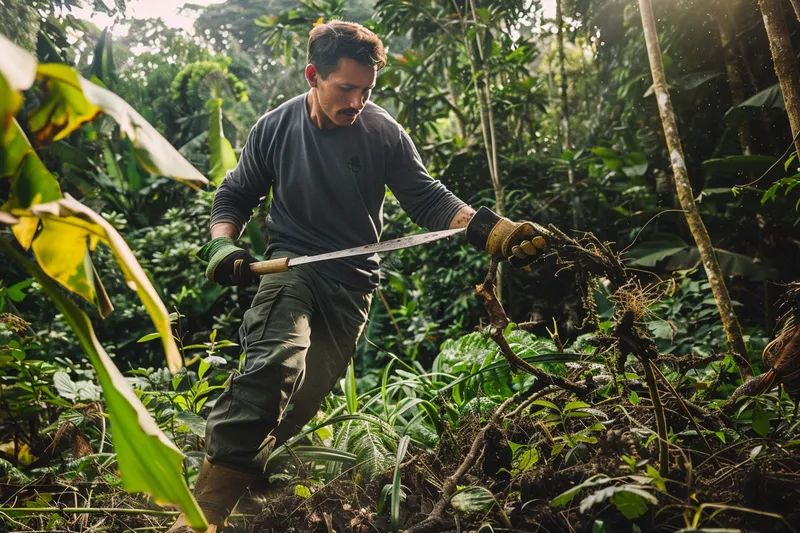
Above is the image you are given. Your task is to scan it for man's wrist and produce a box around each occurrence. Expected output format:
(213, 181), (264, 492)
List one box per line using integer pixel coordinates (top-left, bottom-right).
(449, 205), (476, 229)
(210, 221), (242, 240)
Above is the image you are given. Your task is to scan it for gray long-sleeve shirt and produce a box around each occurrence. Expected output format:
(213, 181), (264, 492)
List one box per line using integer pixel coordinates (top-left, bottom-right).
(210, 93), (466, 291)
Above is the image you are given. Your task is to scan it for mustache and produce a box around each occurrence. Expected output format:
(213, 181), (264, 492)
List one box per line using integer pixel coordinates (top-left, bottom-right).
(338, 109), (360, 115)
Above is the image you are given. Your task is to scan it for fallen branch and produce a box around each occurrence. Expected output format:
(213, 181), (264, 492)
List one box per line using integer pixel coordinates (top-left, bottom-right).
(475, 257), (589, 397)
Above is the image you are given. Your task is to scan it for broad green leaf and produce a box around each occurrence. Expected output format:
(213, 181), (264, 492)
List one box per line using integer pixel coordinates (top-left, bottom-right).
(626, 233), (691, 268)
(724, 83), (783, 126)
(103, 141), (123, 182)
(702, 155), (780, 178)
(752, 406), (770, 437)
(622, 152), (648, 178)
(29, 63), (101, 144)
(450, 486), (497, 513)
(0, 132), (110, 312)
(627, 234), (768, 280)
(515, 447), (539, 471)
(0, 34), (206, 186)
(8, 197), (181, 373)
(0, 72), (22, 138)
(551, 474), (612, 508)
(207, 98), (238, 185)
(0, 239), (206, 529)
(89, 28), (116, 84)
(564, 401), (591, 412)
(531, 399), (560, 412)
(591, 146), (617, 158)
(79, 76), (207, 187)
(176, 411), (207, 437)
(31, 218), (99, 306)
(629, 391), (641, 406)
(137, 332), (162, 343)
(579, 485), (657, 519)
(1, 119), (63, 249)
(671, 70), (721, 92)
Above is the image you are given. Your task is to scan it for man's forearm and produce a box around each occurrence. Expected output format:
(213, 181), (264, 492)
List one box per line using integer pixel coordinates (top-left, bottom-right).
(449, 205), (476, 229)
(211, 222), (241, 240)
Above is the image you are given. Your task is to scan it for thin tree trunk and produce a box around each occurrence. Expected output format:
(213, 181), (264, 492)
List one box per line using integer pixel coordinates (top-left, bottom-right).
(556, 0), (579, 229)
(789, 0), (800, 21)
(456, 0), (506, 298)
(717, 2), (755, 155)
(638, 0), (754, 381)
(759, 0), (800, 155)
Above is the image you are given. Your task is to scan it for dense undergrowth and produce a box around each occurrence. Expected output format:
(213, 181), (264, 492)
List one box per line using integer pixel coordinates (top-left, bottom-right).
(4, 0), (800, 531)
(4, 229), (798, 533)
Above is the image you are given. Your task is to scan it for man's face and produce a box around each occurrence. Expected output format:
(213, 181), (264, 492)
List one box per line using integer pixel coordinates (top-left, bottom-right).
(307, 57), (377, 128)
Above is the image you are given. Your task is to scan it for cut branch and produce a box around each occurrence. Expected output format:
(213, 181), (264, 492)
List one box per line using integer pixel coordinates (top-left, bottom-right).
(475, 257), (589, 397)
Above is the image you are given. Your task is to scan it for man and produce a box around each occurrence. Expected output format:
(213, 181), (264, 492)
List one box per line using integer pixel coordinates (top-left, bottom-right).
(170, 20), (545, 533)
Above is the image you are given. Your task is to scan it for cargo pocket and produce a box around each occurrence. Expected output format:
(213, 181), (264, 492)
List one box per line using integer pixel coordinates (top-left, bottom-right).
(239, 285), (285, 354)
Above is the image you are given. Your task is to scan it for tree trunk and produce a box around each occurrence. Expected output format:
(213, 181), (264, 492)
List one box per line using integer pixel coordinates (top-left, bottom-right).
(556, 0), (580, 229)
(759, 0), (800, 155)
(637, 0), (754, 381)
(789, 0), (800, 21)
(457, 0), (506, 298)
(717, 2), (755, 155)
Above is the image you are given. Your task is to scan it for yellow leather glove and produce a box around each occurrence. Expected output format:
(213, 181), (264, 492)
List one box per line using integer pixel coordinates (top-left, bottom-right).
(466, 206), (547, 268)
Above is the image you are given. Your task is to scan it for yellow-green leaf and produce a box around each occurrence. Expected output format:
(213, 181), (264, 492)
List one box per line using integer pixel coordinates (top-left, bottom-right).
(0, 73), (22, 137)
(31, 218), (101, 307)
(0, 34), (207, 187)
(29, 63), (101, 144)
(207, 98), (238, 185)
(8, 196), (181, 374)
(1, 119), (63, 249)
(0, 239), (207, 530)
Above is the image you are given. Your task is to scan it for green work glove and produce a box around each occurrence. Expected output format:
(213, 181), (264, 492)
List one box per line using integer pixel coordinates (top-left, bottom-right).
(197, 237), (258, 287)
(466, 206), (547, 268)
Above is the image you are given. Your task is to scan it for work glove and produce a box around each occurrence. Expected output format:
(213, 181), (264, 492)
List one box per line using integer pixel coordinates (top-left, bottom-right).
(466, 206), (547, 268)
(197, 236), (258, 287)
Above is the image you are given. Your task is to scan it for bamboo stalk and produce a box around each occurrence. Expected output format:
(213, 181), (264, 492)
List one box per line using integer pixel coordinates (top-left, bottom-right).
(637, 0), (754, 381)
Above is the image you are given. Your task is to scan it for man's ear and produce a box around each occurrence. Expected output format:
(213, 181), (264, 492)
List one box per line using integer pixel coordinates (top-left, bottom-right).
(305, 64), (318, 87)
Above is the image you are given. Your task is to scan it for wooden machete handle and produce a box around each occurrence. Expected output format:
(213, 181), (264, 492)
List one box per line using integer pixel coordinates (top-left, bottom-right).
(250, 257), (290, 275)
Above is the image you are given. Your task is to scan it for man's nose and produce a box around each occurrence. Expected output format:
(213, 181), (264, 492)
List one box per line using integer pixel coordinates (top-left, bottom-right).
(350, 94), (365, 110)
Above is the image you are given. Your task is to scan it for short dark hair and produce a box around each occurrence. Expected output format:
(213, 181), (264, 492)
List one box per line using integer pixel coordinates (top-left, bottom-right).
(307, 20), (386, 78)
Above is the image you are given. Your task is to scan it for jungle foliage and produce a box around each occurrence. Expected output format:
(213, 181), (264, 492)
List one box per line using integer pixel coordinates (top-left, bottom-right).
(2, 0), (800, 531)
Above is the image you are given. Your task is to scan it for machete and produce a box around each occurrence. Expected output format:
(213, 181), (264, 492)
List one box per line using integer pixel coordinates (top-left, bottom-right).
(250, 227), (466, 275)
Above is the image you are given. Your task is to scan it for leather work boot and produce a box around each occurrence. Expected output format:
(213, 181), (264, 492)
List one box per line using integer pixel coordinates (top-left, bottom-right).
(167, 457), (255, 533)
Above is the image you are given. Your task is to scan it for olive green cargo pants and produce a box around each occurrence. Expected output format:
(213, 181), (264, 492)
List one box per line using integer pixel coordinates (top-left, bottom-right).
(206, 251), (372, 472)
